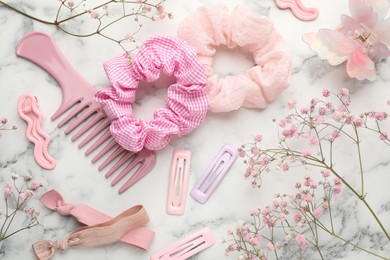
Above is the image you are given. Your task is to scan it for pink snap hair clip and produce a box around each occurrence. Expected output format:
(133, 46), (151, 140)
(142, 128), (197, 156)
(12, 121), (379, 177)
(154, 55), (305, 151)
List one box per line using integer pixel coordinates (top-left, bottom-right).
(17, 94), (56, 170)
(150, 228), (215, 260)
(166, 150), (191, 215)
(274, 0), (319, 21)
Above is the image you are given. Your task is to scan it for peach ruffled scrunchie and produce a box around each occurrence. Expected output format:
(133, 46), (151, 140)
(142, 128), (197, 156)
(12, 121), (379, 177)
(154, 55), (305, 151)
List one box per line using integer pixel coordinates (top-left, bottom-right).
(178, 4), (292, 113)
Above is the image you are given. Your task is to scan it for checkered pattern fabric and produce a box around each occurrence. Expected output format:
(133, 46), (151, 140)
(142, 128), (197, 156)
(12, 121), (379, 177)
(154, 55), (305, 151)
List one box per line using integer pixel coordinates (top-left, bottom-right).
(94, 36), (209, 152)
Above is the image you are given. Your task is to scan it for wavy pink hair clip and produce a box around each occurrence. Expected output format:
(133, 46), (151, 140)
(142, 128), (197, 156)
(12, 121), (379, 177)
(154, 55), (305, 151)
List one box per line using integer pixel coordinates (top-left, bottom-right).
(274, 0), (319, 21)
(18, 94), (56, 170)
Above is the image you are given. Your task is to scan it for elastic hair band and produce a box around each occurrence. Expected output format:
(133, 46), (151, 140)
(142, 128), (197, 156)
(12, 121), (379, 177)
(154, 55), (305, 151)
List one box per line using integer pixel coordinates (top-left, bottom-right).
(95, 36), (208, 152)
(178, 4), (292, 113)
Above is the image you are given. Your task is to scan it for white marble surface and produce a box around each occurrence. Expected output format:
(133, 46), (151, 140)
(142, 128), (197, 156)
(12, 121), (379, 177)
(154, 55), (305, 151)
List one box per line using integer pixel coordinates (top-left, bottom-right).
(0, 0), (390, 259)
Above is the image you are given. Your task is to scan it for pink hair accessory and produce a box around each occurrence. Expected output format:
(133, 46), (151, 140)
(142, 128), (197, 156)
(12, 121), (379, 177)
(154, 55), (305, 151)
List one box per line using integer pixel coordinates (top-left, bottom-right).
(33, 205), (149, 260)
(39, 189), (154, 251)
(94, 36), (208, 152)
(150, 228), (215, 260)
(274, 0), (319, 21)
(303, 0), (390, 81)
(166, 150), (191, 215)
(17, 94), (56, 170)
(177, 4), (291, 113)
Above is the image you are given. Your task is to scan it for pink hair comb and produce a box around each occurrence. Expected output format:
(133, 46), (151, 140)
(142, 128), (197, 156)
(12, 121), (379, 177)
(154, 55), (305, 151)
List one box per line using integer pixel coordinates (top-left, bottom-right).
(16, 32), (156, 193)
(150, 228), (215, 260)
(274, 0), (319, 21)
(190, 144), (238, 204)
(17, 94), (56, 170)
(166, 150), (191, 215)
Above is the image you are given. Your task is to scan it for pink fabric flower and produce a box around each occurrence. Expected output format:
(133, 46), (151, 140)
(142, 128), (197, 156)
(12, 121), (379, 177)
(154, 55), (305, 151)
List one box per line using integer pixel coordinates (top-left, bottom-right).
(303, 0), (390, 80)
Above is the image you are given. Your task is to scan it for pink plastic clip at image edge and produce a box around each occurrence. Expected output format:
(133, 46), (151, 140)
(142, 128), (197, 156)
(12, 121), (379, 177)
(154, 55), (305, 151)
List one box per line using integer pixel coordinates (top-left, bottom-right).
(167, 150), (191, 215)
(150, 228), (215, 260)
(274, 0), (319, 21)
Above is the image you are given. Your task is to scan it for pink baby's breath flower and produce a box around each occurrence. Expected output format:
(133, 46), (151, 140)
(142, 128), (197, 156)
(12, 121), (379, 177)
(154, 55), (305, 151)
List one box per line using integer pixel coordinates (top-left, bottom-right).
(334, 178), (342, 186)
(296, 234), (308, 249)
(294, 213), (302, 223)
(251, 147), (259, 155)
(90, 9), (99, 19)
(260, 156), (268, 166)
(19, 192), (28, 202)
(313, 208), (323, 218)
(375, 112), (386, 121)
(288, 100), (297, 109)
(281, 162), (289, 171)
(254, 134), (262, 142)
(322, 89), (330, 97)
(331, 130), (340, 141)
(279, 120), (286, 127)
(300, 107), (309, 114)
(341, 88), (349, 96)
(30, 182), (41, 190)
(308, 136), (318, 146)
(333, 186), (342, 195)
(280, 200), (287, 207)
(380, 132), (388, 140)
(301, 149), (311, 157)
(159, 12), (167, 19)
(322, 170), (330, 177)
(142, 5), (152, 13)
(4, 184), (13, 197)
(267, 242), (275, 251)
(250, 208), (260, 217)
(67, 0), (74, 7)
(303, 194), (313, 202)
(354, 117), (364, 127)
(0, 117), (7, 124)
(238, 149), (246, 158)
(157, 4), (165, 13)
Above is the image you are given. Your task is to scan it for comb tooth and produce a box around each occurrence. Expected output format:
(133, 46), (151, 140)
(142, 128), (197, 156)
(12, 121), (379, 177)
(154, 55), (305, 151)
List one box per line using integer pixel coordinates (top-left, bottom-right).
(79, 119), (110, 149)
(91, 139), (117, 163)
(52, 99), (80, 121)
(116, 150), (157, 194)
(84, 130), (112, 155)
(71, 112), (106, 141)
(98, 146), (124, 171)
(64, 106), (97, 134)
(57, 102), (86, 127)
(104, 152), (135, 178)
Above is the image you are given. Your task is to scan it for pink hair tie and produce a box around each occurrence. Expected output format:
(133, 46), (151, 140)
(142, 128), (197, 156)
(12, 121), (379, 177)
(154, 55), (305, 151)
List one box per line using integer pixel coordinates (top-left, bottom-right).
(40, 189), (154, 251)
(178, 4), (292, 113)
(94, 36), (208, 152)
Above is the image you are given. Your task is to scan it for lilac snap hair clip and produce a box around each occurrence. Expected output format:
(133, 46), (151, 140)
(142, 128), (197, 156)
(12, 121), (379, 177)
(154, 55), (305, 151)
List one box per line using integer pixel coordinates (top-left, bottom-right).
(190, 144), (238, 204)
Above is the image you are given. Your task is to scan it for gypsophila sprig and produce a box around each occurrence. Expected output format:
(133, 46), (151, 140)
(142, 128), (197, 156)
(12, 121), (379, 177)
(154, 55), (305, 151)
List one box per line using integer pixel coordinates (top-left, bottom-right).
(0, 174), (42, 241)
(234, 89), (390, 259)
(0, 0), (172, 53)
(225, 174), (349, 260)
(0, 117), (17, 139)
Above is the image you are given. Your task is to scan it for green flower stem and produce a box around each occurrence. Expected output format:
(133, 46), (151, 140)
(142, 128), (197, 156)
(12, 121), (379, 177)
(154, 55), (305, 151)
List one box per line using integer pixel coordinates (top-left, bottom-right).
(0, 1), (55, 24)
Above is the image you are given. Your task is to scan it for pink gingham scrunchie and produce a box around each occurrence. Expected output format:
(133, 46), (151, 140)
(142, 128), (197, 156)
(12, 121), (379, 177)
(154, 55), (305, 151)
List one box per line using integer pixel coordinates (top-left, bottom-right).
(94, 36), (208, 152)
(178, 4), (292, 113)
